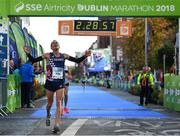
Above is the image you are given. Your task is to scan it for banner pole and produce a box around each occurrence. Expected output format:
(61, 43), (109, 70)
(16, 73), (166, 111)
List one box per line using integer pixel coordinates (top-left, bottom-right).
(145, 17), (148, 66)
(178, 18), (180, 75)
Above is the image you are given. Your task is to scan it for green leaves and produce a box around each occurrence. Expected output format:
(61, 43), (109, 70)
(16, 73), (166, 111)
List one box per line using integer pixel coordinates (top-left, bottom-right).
(123, 17), (178, 71)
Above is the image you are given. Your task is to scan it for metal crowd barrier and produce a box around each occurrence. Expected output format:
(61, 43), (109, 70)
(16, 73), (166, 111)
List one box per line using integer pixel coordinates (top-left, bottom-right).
(0, 75), (21, 117)
(0, 79), (9, 117)
(110, 80), (136, 90)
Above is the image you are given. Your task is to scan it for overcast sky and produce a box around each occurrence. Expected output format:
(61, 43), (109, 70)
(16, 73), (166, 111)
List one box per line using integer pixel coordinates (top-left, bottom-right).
(29, 17), (97, 66)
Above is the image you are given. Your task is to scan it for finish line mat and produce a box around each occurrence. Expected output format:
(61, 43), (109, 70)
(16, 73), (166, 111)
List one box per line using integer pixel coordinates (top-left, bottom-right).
(31, 86), (168, 119)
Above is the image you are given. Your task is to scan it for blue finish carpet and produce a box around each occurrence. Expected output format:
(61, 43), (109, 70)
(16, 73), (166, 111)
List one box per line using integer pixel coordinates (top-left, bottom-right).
(31, 86), (168, 119)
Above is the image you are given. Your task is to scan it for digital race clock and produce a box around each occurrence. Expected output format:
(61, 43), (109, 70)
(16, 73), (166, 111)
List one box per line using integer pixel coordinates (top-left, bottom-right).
(74, 20), (116, 32)
(58, 20), (132, 36)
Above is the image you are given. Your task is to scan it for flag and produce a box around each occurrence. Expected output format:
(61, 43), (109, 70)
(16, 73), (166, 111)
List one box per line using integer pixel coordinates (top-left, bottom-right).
(10, 22), (26, 62)
(28, 33), (38, 58)
(9, 29), (19, 67)
(23, 27), (31, 50)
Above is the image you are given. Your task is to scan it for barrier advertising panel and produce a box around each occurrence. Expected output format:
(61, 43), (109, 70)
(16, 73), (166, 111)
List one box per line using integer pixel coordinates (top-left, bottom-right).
(164, 75), (180, 111)
(0, 17), (8, 78)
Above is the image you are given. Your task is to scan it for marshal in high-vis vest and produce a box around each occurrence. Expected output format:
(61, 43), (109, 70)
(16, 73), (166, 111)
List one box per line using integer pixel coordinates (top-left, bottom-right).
(137, 66), (154, 106)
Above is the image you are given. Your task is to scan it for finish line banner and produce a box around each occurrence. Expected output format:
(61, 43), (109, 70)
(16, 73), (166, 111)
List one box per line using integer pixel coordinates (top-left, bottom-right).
(1, 0), (180, 16)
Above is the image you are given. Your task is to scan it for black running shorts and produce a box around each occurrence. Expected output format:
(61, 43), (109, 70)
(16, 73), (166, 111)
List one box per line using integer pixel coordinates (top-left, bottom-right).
(65, 82), (69, 86)
(44, 80), (64, 92)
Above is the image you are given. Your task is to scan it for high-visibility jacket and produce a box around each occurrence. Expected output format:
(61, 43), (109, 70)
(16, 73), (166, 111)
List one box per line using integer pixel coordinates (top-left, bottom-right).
(137, 72), (154, 87)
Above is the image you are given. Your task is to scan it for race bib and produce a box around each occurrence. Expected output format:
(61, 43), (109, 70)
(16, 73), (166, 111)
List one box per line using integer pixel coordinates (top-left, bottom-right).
(52, 67), (63, 79)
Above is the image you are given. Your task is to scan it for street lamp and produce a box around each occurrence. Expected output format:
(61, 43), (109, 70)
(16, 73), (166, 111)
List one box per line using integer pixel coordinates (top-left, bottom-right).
(145, 17), (148, 66)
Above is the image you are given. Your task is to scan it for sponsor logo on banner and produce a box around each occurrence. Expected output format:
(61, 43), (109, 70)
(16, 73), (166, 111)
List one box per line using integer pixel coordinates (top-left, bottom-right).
(15, 1), (25, 13)
(61, 25), (70, 34)
(120, 25), (128, 35)
(10, 0), (179, 16)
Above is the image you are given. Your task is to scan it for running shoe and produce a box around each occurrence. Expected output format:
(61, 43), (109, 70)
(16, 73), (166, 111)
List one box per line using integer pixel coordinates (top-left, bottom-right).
(46, 113), (51, 126)
(52, 125), (60, 133)
(46, 118), (50, 126)
(64, 107), (69, 113)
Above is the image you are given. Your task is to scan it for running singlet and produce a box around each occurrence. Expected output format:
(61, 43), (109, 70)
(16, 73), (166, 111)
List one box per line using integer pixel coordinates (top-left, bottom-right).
(46, 53), (65, 84)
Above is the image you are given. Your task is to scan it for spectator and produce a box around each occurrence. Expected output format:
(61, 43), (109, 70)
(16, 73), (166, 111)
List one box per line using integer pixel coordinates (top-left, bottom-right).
(20, 60), (35, 108)
(137, 66), (154, 106)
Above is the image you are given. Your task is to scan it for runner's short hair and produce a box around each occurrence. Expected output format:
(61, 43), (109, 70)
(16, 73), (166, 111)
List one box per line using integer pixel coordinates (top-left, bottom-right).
(51, 40), (60, 47)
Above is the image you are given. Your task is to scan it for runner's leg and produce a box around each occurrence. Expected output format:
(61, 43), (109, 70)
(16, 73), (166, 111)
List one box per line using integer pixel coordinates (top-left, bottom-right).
(140, 87), (145, 105)
(61, 89), (65, 115)
(64, 85), (69, 113)
(84, 81), (86, 90)
(83, 82), (85, 92)
(46, 89), (54, 126)
(55, 88), (64, 125)
(64, 86), (68, 108)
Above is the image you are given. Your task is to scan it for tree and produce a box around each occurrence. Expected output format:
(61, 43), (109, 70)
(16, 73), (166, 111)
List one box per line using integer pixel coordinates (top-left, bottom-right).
(157, 42), (175, 71)
(123, 17), (178, 71)
(148, 18), (178, 69)
(123, 18), (145, 70)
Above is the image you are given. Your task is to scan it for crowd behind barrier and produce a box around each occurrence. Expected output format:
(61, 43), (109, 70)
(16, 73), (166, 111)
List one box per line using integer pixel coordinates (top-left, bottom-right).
(84, 75), (137, 91)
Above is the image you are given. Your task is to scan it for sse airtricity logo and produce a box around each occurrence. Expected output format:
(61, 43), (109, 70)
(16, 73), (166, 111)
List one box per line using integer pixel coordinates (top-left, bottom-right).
(15, 2), (25, 13)
(15, 2), (43, 13)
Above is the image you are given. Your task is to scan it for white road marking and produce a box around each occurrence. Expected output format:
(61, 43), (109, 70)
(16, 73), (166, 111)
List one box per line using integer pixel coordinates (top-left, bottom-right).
(61, 119), (88, 136)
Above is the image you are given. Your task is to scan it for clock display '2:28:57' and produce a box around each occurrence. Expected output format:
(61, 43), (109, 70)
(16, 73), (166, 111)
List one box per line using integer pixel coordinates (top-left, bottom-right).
(74, 20), (116, 32)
